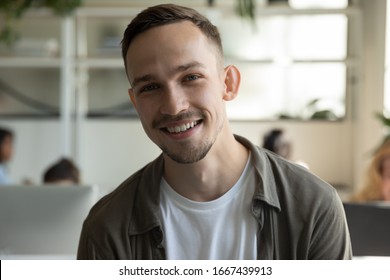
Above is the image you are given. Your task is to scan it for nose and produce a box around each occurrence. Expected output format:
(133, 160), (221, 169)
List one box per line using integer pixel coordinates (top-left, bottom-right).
(159, 85), (190, 116)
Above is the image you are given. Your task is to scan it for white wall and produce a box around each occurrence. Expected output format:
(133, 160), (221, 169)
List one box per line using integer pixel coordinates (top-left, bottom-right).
(78, 120), (161, 193)
(0, 118), (355, 197)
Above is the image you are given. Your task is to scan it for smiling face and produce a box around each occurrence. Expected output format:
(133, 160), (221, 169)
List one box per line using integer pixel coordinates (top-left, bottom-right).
(126, 21), (235, 164)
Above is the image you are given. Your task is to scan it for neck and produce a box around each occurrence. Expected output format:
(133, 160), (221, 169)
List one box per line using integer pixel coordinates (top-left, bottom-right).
(163, 133), (249, 202)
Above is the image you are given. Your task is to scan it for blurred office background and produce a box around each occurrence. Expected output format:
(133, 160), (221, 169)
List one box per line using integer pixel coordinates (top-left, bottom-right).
(0, 0), (388, 199)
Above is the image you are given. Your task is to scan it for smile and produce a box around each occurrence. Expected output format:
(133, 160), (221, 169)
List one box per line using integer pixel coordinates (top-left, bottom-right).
(166, 120), (200, 134)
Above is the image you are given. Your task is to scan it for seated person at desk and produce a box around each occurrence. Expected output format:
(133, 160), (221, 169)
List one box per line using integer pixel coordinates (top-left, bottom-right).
(262, 128), (308, 169)
(43, 157), (80, 185)
(352, 138), (390, 201)
(0, 127), (14, 185)
(262, 129), (292, 159)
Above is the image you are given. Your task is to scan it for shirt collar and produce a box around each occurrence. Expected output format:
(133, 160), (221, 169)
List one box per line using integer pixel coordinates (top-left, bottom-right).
(129, 135), (281, 235)
(234, 135), (281, 211)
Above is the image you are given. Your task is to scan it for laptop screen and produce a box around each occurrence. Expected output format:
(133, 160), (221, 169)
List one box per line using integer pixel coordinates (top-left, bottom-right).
(0, 185), (98, 259)
(343, 202), (390, 256)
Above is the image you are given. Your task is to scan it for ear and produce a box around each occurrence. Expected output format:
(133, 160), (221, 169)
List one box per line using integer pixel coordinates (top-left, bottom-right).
(128, 88), (137, 109)
(222, 65), (241, 101)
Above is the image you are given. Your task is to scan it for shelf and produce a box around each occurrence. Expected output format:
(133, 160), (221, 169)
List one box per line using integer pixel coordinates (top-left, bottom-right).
(72, 5), (361, 21)
(77, 58), (124, 68)
(0, 57), (61, 68)
(75, 7), (141, 18)
(252, 6), (361, 16)
(0, 3), (362, 163)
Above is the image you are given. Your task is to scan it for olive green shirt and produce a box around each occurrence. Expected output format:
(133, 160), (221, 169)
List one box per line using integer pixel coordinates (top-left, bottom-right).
(77, 135), (352, 259)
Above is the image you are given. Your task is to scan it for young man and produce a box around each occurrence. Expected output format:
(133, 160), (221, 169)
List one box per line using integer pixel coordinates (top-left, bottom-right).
(77, 4), (352, 260)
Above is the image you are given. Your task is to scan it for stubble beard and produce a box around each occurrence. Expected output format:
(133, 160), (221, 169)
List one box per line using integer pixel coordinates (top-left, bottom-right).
(152, 108), (225, 164)
(160, 115), (224, 164)
(160, 137), (213, 164)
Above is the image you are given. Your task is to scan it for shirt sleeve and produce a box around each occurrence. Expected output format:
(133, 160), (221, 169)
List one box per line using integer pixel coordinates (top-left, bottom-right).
(308, 191), (353, 259)
(77, 224), (103, 260)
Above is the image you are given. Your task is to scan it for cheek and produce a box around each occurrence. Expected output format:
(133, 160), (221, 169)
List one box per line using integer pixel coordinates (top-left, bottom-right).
(135, 98), (157, 116)
(200, 95), (224, 119)
(136, 101), (162, 136)
(200, 85), (225, 108)
(137, 107), (155, 128)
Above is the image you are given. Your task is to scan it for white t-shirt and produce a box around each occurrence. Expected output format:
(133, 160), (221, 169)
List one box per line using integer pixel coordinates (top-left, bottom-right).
(0, 164), (12, 186)
(159, 156), (258, 260)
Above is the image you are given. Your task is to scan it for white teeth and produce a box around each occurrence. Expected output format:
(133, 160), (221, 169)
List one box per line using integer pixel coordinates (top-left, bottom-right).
(167, 121), (198, 133)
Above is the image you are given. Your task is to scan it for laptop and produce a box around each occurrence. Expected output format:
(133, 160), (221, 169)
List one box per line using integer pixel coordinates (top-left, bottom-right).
(343, 202), (390, 256)
(0, 185), (98, 259)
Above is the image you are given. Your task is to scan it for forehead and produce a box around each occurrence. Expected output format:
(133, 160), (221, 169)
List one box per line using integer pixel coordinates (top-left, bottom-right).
(125, 21), (219, 79)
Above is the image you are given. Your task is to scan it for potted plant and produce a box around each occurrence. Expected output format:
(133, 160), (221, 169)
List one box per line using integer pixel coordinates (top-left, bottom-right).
(0, 0), (83, 46)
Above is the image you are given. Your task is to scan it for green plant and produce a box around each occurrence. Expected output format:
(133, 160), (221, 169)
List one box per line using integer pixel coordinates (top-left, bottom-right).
(0, 0), (83, 47)
(235, 0), (256, 20)
(1, 0), (254, 47)
(207, 0), (256, 21)
(375, 111), (390, 140)
(375, 111), (390, 127)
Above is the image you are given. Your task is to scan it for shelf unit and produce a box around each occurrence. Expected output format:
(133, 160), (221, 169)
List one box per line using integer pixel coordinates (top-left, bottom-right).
(0, 3), (362, 162)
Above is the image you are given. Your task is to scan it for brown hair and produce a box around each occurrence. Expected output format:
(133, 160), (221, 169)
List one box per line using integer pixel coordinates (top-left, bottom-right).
(121, 4), (223, 73)
(43, 157), (80, 184)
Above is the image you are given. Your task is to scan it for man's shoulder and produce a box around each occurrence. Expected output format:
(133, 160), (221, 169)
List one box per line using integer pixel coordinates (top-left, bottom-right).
(249, 144), (338, 209)
(235, 134), (337, 206)
(269, 150), (336, 196)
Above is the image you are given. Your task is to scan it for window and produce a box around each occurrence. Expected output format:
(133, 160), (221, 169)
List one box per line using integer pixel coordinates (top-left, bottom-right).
(217, 3), (352, 121)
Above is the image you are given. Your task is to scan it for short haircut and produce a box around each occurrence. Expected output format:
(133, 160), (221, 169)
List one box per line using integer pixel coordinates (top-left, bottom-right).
(121, 4), (223, 75)
(43, 158), (80, 184)
(0, 127), (13, 146)
(263, 129), (284, 153)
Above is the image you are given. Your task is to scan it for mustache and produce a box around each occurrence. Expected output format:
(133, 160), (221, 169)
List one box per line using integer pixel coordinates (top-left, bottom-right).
(152, 111), (205, 128)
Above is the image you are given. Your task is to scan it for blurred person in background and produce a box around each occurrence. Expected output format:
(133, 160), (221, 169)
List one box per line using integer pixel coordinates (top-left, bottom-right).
(262, 128), (308, 169)
(262, 129), (292, 159)
(43, 157), (80, 185)
(352, 137), (390, 202)
(0, 127), (14, 185)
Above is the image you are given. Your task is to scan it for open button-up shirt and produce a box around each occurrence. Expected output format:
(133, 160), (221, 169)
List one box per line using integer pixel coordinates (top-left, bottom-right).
(77, 135), (352, 260)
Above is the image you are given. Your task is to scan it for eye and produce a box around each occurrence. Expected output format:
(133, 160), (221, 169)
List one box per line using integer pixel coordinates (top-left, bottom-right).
(139, 83), (160, 93)
(184, 74), (200, 82)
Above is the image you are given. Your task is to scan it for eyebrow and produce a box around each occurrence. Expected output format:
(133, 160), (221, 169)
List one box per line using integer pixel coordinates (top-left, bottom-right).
(131, 74), (154, 88)
(176, 61), (205, 72)
(131, 61), (206, 88)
